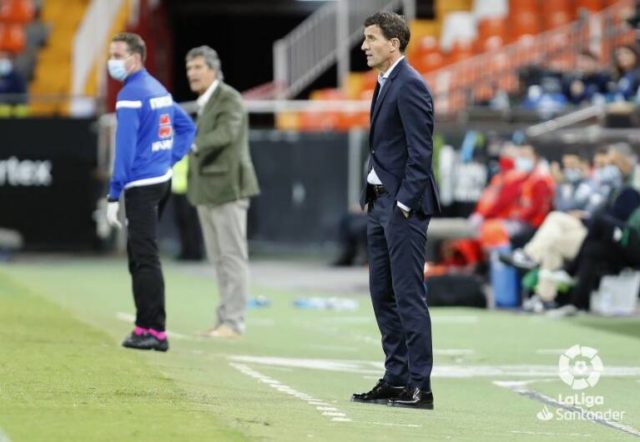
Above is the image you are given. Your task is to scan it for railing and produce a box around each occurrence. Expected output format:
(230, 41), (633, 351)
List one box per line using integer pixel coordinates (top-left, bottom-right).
(423, 0), (636, 115)
(72, 0), (126, 112)
(273, 0), (415, 99)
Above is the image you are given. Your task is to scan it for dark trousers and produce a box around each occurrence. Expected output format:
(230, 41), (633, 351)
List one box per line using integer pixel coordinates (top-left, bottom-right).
(124, 181), (171, 331)
(367, 191), (433, 390)
(172, 193), (203, 260)
(568, 213), (639, 309)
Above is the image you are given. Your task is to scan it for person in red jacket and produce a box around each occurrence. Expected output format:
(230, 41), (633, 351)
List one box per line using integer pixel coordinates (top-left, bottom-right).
(479, 144), (554, 248)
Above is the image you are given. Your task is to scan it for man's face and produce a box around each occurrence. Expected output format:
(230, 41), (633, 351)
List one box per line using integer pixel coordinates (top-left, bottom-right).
(607, 150), (631, 175)
(361, 25), (396, 72)
(593, 153), (608, 169)
(186, 56), (216, 95)
(562, 154), (581, 171)
(109, 41), (135, 71)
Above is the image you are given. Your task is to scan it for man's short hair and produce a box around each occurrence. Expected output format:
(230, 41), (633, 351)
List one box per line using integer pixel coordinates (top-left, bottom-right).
(608, 142), (637, 164)
(364, 11), (410, 53)
(112, 32), (146, 62)
(186, 45), (224, 81)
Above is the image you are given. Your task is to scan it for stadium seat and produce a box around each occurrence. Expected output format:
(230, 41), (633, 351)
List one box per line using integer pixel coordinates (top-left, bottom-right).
(472, 0), (508, 20)
(477, 17), (508, 41)
(474, 35), (505, 53)
(0, 0), (35, 24)
(447, 40), (474, 64)
(414, 50), (446, 73)
(509, 11), (540, 41)
(414, 35), (439, 58)
(544, 11), (574, 30)
(0, 23), (26, 53)
(575, 0), (603, 12)
(440, 12), (476, 52)
(509, 0), (538, 13)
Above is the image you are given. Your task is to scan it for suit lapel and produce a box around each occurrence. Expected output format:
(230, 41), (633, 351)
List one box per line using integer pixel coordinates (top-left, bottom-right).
(197, 82), (223, 126)
(369, 59), (405, 133)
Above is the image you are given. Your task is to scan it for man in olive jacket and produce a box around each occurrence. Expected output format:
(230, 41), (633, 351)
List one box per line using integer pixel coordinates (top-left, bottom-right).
(185, 45), (260, 338)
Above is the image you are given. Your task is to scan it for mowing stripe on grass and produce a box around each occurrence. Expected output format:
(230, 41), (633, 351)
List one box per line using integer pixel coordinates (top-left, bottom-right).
(230, 356), (640, 379)
(230, 362), (352, 423)
(495, 381), (640, 438)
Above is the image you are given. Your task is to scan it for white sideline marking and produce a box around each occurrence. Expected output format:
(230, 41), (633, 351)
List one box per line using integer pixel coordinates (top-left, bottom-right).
(495, 381), (640, 437)
(0, 429), (10, 442)
(511, 430), (591, 437)
(229, 362), (352, 423)
(536, 349), (571, 355)
(229, 356), (640, 379)
(361, 421), (422, 428)
(115, 312), (191, 339)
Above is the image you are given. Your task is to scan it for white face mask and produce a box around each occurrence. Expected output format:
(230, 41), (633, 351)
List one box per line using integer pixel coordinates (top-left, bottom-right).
(107, 58), (129, 81)
(516, 157), (534, 173)
(0, 58), (12, 76)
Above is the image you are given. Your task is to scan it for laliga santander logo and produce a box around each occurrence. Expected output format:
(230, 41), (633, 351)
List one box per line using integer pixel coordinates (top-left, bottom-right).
(558, 345), (603, 390)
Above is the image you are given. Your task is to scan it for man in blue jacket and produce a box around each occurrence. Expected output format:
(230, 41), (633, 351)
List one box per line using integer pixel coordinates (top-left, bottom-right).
(351, 12), (440, 410)
(105, 32), (196, 352)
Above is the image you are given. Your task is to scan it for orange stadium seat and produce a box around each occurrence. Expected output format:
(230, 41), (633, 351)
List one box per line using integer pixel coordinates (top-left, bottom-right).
(474, 35), (505, 53)
(509, 0), (538, 14)
(509, 12), (540, 41)
(0, 23), (25, 53)
(0, 0), (35, 24)
(575, 0), (603, 12)
(414, 50), (446, 73)
(447, 40), (474, 64)
(478, 16), (508, 41)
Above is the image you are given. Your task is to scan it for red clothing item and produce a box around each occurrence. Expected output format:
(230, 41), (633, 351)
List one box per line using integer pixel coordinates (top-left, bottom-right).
(475, 170), (527, 219)
(507, 168), (555, 227)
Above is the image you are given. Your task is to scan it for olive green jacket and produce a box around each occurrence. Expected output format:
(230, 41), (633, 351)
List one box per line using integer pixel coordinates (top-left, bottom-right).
(187, 81), (260, 206)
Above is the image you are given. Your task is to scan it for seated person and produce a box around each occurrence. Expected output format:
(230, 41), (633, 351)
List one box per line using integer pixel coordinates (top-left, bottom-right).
(478, 143), (554, 250)
(0, 52), (27, 105)
(502, 144), (636, 306)
(608, 44), (640, 102)
(562, 50), (611, 106)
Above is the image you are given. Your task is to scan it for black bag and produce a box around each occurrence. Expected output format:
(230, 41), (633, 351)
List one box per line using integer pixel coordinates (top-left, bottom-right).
(426, 274), (487, 308)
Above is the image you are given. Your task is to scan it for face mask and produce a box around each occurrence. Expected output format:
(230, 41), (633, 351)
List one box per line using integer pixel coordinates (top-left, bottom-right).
(108, 59), (129, 81)
(0, 59), (12, 76)
(516, 157), (534, 173)
(597, 164), (623, 185)
(564, 168), (583, 183)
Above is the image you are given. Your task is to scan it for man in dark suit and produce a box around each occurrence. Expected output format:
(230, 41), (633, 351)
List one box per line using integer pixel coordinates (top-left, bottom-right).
(351, 11), (440, 410)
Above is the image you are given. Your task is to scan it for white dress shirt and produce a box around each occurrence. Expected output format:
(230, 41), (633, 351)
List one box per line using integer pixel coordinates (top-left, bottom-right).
(366, 56), (410, 212)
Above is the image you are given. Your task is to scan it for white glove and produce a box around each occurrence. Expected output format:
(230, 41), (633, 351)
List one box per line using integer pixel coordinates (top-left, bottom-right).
(106, 201), (122, 229)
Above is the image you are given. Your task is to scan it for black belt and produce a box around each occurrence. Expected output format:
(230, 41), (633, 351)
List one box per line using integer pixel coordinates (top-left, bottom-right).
(370, 184), (386, 198)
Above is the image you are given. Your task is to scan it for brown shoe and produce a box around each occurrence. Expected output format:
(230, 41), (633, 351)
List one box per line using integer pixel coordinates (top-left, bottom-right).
(196, 326), (219, 337)
(208, 324), (241, 339)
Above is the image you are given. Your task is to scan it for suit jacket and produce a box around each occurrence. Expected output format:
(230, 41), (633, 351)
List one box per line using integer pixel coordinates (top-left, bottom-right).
(187, 81), (260, 207)
(359, 58), (441, 215)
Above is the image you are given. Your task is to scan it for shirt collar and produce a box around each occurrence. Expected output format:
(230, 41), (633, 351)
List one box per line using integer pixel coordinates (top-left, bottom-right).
(197, 79), (220, 109)
(379, 56), (404, 82)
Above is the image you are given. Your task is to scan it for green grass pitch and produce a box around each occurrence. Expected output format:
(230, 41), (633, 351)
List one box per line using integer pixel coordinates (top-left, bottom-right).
(1, 257), (639, 441)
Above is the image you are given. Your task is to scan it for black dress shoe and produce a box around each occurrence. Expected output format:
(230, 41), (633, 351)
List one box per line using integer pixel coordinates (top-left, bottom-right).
(388, 387), (434, 410)
(351, 379), (405, 404)
(122, 332), (169, 352)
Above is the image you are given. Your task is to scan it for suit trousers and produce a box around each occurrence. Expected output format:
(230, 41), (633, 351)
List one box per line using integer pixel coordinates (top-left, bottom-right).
(367, 191), (433, 390)
(124, 180), (171, 331)
(197, 199), (250, 333)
